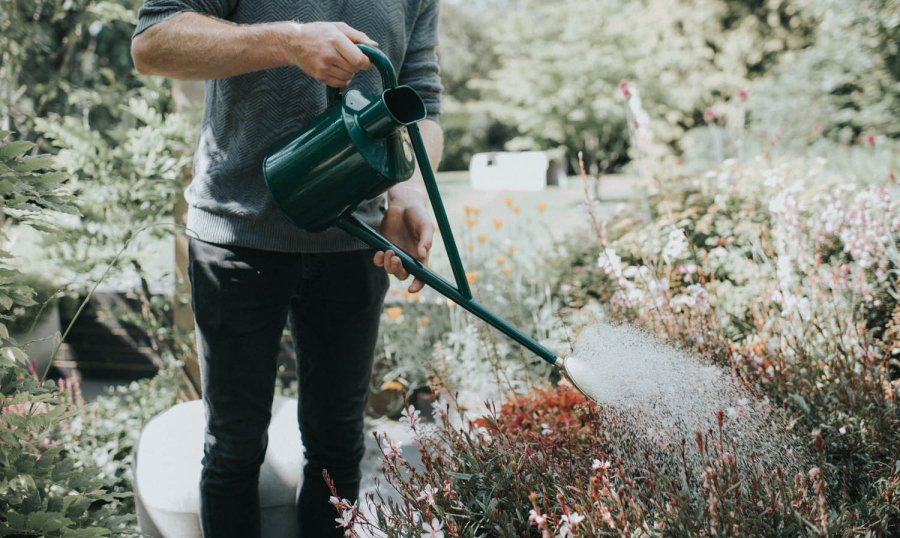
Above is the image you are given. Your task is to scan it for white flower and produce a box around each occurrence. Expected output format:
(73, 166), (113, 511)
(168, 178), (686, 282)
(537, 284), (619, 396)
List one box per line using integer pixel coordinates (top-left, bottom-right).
(558, 512), (585, 536)
(382, 437), (403, 459)
(662, 229), (688, 262)
(421, 518), (444, 538)
(839, 426), (847, 435)
(433, 398), (450, 421)
(597, 247), (622, 278)
(529, 509), (547, 526)
(335, 508), (354, 528)
(401, 405), (421, 430)
(416, 484), (437, 505)
(687, 284), (709, 313)
(592, 458), (611, 471)
(541, 423), (554, 435)
(562, 512), (584, 526)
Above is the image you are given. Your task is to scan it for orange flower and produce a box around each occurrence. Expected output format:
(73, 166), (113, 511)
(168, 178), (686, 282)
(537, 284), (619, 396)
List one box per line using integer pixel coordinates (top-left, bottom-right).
(381, 380), (405, 391)
(390, 289), (398, 296)
(410, 293), (420, 303)
(386, 307), (403, 321)
(495, 256), (507, 265)
(512, 206), (520, 214)
(447, 299), (456, 307)
(478, 234), (488, 244)
(504, 196), (513, 206)
(466, 218), (478, 228)
(467, 244), (474, 252)
(503, 267), (513, 277)
(536, 202), (546, 213)
(508, 246), (516, 254)
(472, 207), (481, 216)
(464, 205), (474, 215)
(466, 271), (478, 283)
(400, 289), (410, 300)
(419, 315), (430, 327)
(493, 219), (503, 230)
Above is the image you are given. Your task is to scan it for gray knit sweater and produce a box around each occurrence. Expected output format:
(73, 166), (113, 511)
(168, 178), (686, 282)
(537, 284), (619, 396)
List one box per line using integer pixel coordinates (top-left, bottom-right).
(134, 0), (442, 252)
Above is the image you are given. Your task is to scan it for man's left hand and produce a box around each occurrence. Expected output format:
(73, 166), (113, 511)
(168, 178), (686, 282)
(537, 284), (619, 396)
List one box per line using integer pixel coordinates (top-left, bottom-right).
(374, 193), (434, 293)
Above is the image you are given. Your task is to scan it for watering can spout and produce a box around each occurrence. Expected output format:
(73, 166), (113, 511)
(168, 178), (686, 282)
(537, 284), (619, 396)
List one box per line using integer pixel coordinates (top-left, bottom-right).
(358, 86), (427, 139)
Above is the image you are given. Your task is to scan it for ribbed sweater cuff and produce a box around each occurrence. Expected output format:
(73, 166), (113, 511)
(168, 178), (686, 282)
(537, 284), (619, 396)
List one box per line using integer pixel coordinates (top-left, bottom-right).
(185, 207), (376, 253)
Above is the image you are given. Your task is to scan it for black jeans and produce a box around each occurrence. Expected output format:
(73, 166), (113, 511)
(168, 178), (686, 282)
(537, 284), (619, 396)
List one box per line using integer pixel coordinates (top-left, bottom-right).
(188, 238), (389, 538)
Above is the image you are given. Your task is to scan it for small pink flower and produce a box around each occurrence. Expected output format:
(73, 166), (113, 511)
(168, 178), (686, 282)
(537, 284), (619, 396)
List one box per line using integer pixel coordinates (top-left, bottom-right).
(529, 509), (547, 526)
(400, 405), (421, 430)
(865, 133), (875, 146)
(421, 518), (444, 538)
(674, 156), (683, 165)
(334, 508), (354, 528)
(736, 89), (748, 101)
(416, 484), (437, 505)
(813, 123), (822, 133)
(619, 79), (631, 99)
(632, 118), (639, 128)
(704, 108), (719, 123)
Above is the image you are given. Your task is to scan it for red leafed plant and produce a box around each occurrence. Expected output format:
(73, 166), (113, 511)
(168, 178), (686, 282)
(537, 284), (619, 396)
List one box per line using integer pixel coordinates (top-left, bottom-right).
(473, 384), (596, 440)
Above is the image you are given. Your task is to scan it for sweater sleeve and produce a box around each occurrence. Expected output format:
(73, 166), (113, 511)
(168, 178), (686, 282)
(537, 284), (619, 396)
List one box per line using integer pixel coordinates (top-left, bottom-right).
(133, 0), (239, 37)
(399, 0), (443, 122)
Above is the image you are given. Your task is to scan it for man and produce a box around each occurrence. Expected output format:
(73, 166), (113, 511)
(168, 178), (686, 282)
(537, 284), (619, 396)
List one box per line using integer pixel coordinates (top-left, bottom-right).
(130, 2), (442, 536)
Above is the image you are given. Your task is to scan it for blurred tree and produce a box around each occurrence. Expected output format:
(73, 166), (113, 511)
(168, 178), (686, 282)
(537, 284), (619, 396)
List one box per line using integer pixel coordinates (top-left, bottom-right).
(749, 0), (900, 147)
(437, 1), (518, 170)
(481, 0), (813, 173)
(0, 0), (145, 142)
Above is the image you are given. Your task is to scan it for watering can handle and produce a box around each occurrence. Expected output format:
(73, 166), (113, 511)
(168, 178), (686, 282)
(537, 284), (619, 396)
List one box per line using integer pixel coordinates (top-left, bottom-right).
(326, 44), (399, 107)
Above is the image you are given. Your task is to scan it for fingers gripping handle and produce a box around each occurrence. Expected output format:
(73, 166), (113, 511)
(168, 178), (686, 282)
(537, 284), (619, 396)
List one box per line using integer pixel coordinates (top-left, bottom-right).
(326, 44), (398, 107)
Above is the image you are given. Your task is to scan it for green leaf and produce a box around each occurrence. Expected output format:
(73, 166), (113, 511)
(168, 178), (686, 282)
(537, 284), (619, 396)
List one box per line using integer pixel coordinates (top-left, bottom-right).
(0, 141), (35, 160)
(25, 511), (51, 530)
(0, 179), (14, 195)
(13, 157), (55, 173)
(0, 131), (12, 141)
(4, 510), (25, 528)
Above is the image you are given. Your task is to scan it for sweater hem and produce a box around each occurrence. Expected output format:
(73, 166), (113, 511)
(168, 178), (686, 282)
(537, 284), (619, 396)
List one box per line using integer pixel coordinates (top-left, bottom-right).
(185, 206), (382, 253)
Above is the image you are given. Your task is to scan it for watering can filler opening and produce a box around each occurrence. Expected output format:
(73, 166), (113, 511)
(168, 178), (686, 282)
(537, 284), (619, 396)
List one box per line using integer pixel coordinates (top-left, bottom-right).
(262, 44), (601, 403)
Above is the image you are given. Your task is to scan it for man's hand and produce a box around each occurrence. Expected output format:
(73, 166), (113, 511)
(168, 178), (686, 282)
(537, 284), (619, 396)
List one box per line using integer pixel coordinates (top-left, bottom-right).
(373, 120), (443, 293)
(374, 190), (434, 294)
(282, 22), (378, 88)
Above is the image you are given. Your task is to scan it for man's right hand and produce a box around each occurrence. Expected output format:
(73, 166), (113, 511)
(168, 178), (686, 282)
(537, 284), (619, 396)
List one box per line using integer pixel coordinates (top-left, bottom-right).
(281, 22), (378, 88)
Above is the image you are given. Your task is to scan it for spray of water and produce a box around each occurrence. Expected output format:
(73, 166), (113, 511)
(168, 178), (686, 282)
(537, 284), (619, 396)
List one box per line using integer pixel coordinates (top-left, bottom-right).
(566, 323), (804, 476)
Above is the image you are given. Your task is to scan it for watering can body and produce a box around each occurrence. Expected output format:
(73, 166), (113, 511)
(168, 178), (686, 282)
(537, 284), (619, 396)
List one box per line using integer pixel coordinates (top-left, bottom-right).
(263, 70), (423, 232)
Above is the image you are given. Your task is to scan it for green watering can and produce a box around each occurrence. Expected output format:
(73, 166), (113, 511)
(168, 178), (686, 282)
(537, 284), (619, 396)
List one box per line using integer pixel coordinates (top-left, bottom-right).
(264, 45), (599, 401)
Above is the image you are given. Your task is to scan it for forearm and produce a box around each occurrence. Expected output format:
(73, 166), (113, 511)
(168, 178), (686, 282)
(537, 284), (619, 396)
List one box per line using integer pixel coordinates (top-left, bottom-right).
(132, 12), (292, 80)
(390, 119), (443, 207)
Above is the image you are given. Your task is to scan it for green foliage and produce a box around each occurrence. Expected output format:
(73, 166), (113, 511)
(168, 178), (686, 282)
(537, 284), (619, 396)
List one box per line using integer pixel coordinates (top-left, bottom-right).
(0, 131), (137, 536)
(52, 365), (182, 516)
(748, 0), (900, 148)
(0, 0), (143, 140)
(36, 88), (198, 278)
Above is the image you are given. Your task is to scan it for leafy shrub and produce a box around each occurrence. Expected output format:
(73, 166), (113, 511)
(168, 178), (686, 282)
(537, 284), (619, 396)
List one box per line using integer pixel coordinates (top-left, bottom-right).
(0, 131), (138, 535)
